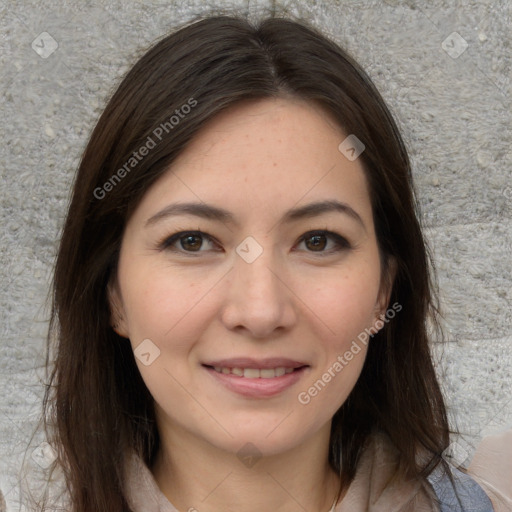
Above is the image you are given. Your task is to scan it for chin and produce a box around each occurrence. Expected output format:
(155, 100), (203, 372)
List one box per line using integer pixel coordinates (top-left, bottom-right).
(205, 420), (321, 459)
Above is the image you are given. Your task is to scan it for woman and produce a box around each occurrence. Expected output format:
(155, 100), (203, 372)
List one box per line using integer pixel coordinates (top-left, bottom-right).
(43, 14), (497, 512)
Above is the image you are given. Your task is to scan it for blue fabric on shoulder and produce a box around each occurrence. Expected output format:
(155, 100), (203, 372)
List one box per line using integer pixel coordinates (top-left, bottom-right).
(427, 464), (494, 512)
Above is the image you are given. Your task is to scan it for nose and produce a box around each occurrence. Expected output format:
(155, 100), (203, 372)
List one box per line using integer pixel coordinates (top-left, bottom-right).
(219, 249), (297, 338)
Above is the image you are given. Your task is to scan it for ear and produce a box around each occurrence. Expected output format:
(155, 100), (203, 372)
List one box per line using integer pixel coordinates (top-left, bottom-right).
(107, 278), (129, 338)
(373, 255), (397, 323)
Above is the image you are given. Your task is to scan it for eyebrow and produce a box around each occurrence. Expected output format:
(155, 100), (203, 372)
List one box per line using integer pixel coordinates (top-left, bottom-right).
(145, 200), (365, 230)
(146, 202), (235, 227)
(280, 200), (365, 229)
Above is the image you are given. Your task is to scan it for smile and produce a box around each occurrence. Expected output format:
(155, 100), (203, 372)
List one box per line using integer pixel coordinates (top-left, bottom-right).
(211, 366), (295, 378)
(203, 364), (309, 398)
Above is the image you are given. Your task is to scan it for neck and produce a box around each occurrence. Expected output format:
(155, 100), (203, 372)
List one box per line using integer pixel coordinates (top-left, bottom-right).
(152, 422), (342, 512)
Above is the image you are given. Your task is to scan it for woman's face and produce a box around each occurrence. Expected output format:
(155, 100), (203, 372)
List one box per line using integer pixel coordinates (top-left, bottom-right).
(111, 98), (391, 457)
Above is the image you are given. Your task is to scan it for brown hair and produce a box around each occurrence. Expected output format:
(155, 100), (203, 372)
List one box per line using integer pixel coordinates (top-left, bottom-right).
(43, 14), (450, 511)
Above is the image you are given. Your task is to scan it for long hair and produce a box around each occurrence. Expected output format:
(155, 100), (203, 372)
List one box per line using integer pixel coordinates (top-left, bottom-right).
(43, 14), (450, 511)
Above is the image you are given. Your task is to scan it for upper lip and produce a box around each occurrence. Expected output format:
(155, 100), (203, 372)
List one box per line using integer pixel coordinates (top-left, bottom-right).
(203, 358), (309, 369)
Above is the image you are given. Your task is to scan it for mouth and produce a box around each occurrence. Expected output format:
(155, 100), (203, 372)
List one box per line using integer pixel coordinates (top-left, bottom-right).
(201, 358), (310, 398)
(203, 365), (306, 378)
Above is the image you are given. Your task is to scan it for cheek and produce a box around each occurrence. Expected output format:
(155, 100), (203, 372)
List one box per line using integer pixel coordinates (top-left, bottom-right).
(294, 269), (377, 417)
(119, 265), (217, 408)
(294, 261), (382, 348)
(119, 260), (219, 344)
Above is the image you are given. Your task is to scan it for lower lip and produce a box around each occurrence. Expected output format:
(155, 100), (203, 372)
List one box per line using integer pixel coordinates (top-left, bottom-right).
(203, 365), (308, 398)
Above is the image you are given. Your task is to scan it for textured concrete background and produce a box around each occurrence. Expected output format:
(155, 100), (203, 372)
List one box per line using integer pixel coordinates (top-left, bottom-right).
(1, 0), (511, 509)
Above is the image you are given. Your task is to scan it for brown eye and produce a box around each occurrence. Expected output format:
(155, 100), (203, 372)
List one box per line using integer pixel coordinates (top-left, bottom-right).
(180, 234), (203, 251)
(160, 231), (220, 254)
(305, 233), (327, 251)
(296, 230), (351, 255)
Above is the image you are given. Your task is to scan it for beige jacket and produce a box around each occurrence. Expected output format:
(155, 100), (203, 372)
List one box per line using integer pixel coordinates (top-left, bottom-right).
(124, 429), (512, 511)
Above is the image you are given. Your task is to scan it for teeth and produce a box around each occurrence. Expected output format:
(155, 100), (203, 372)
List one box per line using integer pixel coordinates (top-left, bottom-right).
(211, 366), (298, 377)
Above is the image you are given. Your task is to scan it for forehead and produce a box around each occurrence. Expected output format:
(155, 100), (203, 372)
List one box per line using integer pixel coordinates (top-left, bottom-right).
(173, 97), (345, 176)
(133, 97), (373, 226)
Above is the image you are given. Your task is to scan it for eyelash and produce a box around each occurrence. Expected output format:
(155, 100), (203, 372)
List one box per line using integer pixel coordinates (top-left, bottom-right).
(158, 229), (351, 256)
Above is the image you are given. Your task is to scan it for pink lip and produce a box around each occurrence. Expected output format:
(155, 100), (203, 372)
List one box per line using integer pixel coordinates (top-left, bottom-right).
(202, 357), (308, 369)
(203, 365), (309, 398)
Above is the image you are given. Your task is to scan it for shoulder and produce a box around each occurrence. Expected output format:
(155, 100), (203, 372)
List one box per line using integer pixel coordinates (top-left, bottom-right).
(468, 428), (512, 512)
(364, 431), (494, 511)
(427, 463), (494, 512)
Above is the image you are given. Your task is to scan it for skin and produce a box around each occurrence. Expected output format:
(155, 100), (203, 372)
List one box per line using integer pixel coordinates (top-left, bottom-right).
(110, 97), (394, 512)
